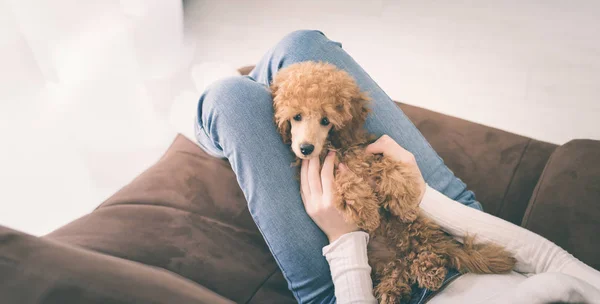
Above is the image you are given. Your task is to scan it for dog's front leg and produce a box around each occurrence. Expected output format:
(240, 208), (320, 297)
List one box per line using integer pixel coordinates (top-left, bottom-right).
(334, 166), (380, 232)
(372, 156), (423, 223)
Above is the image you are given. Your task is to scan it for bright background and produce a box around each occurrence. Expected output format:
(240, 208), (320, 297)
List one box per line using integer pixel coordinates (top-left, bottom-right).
(1, 0), (599, 235)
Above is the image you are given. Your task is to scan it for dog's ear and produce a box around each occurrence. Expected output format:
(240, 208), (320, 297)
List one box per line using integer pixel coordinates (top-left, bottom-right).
(330, 91), (370, 148)
(349, 91), (370, 131)
(276, 118), (291, 144)
(271, 82), (292, 144)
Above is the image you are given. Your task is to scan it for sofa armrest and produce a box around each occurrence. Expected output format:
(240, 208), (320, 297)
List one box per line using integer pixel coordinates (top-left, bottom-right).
(522, 139), (600, 270)
(0, 225), (234, 304)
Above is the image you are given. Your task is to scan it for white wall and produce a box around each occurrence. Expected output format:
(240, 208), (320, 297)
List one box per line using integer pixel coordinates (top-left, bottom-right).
(0, 1), (189, 235)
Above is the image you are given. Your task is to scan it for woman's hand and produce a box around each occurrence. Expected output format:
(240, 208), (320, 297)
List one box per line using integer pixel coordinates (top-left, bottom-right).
(301, 151), (359, 243)
(366, 135), (427, 203)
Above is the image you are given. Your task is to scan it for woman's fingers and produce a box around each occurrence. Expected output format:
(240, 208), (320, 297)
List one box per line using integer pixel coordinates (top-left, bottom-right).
(366, 134), (410, 155)
(366, 134), (414, 163)
(307, 157), (323, 196)
(301, 160), (310, 206)
(338, 163), (348, 174)
(301, 155), (361, 243)
(364, 134), (391, 154)
(321, 151), (336, 196)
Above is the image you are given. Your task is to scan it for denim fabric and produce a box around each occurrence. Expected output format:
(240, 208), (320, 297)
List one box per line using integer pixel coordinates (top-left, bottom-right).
(408, 269), (463, 304)
(195, 30), (481, 304)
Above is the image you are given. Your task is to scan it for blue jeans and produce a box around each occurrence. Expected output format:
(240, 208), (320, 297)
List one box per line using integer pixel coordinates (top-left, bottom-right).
(195, 30), (482, 304)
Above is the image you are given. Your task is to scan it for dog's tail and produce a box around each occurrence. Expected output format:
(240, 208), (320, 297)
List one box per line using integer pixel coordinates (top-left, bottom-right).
(448, 235), (516, 274)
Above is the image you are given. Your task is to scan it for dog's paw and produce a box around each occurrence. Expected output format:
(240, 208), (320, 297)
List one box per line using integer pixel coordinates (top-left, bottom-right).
(374, 270), (412, 304)
(379, 294), (399, 304)
(418, 266), (447, 290)
(410, 251), (448, 291)
(375, 285), (411, 304)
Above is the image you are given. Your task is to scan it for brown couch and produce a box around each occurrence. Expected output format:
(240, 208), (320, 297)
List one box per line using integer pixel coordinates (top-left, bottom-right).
(1, 81), (599, 303)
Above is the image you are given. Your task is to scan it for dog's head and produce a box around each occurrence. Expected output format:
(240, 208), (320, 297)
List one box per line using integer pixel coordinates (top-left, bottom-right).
(271, 61), (370, 159)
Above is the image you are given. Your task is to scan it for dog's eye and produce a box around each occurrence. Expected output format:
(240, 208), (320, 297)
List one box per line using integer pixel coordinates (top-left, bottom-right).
(293, 114), (302, 121)
(320, 117), (330, 126)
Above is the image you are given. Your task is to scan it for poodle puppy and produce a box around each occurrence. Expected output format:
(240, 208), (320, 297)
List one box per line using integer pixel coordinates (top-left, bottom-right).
(271, 61), (517, 303)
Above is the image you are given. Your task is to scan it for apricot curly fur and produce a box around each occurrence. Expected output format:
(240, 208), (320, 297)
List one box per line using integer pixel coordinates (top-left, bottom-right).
(271, 61), (517, 302)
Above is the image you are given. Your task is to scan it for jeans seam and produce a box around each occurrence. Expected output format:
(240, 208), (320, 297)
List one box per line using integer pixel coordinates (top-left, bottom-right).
(197, 114), (213, 145)
(422, 271), (463, 303)
(247, 215), (304, 303)
(196, 112), (223, 156)
(244, 267), (280, 304)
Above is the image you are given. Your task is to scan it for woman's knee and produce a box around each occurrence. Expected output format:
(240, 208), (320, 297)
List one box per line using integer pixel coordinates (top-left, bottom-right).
(272, 30), (337, 61)
(198, 76), (272, 133)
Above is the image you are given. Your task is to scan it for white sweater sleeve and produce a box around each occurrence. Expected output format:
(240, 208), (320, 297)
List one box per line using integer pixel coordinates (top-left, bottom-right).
(419, 185), (600, 290)
(322, 231), (377, 304)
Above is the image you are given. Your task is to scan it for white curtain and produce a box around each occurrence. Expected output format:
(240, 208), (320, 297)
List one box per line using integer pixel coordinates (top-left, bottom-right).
(0, 0), (195, 235)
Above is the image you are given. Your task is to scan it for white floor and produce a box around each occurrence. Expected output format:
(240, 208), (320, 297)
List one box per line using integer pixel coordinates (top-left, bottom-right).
(1, 0), (599, 236)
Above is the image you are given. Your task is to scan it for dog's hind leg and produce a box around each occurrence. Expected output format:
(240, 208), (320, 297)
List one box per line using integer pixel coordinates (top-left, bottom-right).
(373, 262), (412, 304)
(447, 236), (516, 274)
(409, 251), (448, 290)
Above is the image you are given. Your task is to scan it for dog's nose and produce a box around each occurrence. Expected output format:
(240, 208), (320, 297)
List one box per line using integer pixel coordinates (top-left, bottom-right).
(300, 143), (315, 155)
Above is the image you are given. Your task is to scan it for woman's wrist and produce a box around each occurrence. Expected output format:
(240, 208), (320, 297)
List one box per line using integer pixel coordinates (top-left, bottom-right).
(323, 231), (370, 256)
(323, 231), (377, 304)
(328, 229), (360, 243)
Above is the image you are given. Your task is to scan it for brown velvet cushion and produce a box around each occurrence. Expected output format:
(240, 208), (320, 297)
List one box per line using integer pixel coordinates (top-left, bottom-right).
(522, 139), (600, 271)
(44, 135), (295, 304)
(399, 103), (556, 224)
(0, 225), (234, 304)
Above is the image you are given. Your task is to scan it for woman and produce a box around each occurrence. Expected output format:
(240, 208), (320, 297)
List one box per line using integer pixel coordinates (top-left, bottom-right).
(195, 30), (600, 303)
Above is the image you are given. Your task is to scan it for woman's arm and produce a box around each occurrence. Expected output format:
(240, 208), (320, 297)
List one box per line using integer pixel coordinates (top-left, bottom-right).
(419, 185), (600, 289)
(322, 231), (377, 304)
